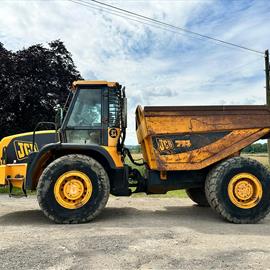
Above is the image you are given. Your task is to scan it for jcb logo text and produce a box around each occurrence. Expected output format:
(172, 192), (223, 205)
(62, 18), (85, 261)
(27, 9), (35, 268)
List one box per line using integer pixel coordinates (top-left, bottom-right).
(14, 141), (38, 160)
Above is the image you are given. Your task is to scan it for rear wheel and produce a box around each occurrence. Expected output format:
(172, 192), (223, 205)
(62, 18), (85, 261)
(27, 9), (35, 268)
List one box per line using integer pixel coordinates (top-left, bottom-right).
(37, 154), (110, 224)
(186, 187), (209, 207)
(205, 157), (270, 224)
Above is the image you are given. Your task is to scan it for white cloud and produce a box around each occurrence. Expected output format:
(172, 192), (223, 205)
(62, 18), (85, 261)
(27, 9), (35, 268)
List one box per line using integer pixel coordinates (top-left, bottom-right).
(1, 0), (270, 144)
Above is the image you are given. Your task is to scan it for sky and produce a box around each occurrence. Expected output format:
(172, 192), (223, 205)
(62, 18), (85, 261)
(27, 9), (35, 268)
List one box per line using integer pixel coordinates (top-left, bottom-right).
(1, 0), (270, 144)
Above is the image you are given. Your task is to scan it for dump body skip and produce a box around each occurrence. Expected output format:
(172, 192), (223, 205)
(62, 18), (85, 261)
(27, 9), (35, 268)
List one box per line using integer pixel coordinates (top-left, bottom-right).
(136, 105), (270, 171)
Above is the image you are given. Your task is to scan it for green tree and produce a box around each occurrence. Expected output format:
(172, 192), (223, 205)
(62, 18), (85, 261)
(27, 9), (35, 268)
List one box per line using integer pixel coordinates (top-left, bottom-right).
(242, 143), (268, 153)
(0, 40), (82, 139)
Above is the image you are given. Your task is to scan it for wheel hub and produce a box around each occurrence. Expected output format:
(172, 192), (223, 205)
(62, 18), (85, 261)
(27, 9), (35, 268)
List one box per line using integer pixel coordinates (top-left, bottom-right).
(54, 171), (92, 209)
(63, 179), (84, 200)
(228, 173), (262, 209)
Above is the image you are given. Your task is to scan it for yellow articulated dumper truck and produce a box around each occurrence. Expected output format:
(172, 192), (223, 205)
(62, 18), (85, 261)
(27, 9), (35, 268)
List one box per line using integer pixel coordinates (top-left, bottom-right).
(1, 80), (270, 224)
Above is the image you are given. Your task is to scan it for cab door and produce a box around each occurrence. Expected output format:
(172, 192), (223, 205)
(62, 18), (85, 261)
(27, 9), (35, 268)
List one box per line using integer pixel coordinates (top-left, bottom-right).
(62, 88), (104, 145)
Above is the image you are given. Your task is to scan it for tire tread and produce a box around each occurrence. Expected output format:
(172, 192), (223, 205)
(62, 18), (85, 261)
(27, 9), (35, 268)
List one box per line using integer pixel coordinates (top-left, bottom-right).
(205, 157), (270, 224)
(37, 154), (110, 224)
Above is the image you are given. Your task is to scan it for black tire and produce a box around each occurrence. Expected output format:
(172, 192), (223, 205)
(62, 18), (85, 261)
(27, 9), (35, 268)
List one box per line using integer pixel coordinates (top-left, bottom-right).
(205, 157), (270, 224)
(37, 154), (110, 224)
(186, 187), (210, 207)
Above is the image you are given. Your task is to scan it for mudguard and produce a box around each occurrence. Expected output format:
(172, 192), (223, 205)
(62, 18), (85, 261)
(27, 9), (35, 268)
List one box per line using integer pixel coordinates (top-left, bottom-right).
(25, 143), (119, 189)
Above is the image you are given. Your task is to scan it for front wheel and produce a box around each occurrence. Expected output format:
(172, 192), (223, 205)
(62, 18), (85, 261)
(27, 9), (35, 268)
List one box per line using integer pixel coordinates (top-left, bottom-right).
(205, 157), (270, 224)
(37, 154), (110, 224)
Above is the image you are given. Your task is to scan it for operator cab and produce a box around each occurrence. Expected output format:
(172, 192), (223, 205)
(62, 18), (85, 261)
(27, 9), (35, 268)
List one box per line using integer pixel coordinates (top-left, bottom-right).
(60, 80), (127, 148)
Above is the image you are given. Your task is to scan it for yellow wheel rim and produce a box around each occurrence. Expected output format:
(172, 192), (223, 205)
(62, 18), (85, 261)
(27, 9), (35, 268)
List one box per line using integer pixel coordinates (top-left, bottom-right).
(228, 172), (262, 209)
(54, 171), (92, 209)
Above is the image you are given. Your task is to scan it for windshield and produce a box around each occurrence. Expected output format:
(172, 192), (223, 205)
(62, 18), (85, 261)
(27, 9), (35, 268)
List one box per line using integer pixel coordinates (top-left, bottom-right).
(67, 89), (101, 127)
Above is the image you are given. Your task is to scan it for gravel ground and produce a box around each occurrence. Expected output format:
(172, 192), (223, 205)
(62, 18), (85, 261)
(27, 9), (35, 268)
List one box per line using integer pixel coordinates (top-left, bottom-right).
(0, 195), (270, 270)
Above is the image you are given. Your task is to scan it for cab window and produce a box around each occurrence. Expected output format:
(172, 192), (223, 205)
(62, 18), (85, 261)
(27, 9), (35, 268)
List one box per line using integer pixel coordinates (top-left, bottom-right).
(67, 89), (101, 128)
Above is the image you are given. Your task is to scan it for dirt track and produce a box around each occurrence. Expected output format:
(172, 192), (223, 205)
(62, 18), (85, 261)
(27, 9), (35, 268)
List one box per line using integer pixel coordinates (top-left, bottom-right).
(0, 195), (270, 270)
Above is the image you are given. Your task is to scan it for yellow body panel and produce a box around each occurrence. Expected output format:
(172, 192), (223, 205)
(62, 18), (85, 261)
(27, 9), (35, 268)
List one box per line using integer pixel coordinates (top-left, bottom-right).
(107, 128), (121, 147)
(102, 146), (123, 168)
(0, 166), (6, 185)
(0, 164), (27, 187)
(136, 106), (270, 171)
(0, 130), (56, 190)
(149, 128), (269, 170)
(72, 80), (118, 90)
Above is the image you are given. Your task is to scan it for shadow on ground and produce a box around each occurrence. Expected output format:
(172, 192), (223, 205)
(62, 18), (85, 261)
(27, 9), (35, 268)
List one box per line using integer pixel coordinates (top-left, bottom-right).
(0, 210), (53, 225)
(1, 205), (269, 236)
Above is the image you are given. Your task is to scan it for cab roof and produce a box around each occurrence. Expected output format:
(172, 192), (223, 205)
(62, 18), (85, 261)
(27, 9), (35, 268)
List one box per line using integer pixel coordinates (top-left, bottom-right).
(72, 80), (118, 89)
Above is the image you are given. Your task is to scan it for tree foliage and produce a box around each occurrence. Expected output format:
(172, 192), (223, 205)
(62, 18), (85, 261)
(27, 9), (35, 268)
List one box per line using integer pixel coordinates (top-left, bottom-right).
(0, 40), (82, 139)
(128, 145), (141, 153)
(242, 143), (268, 153)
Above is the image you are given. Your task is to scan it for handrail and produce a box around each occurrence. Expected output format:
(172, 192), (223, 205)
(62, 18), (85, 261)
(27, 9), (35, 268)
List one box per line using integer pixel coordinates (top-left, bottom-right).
(32, 122), (58, 152)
